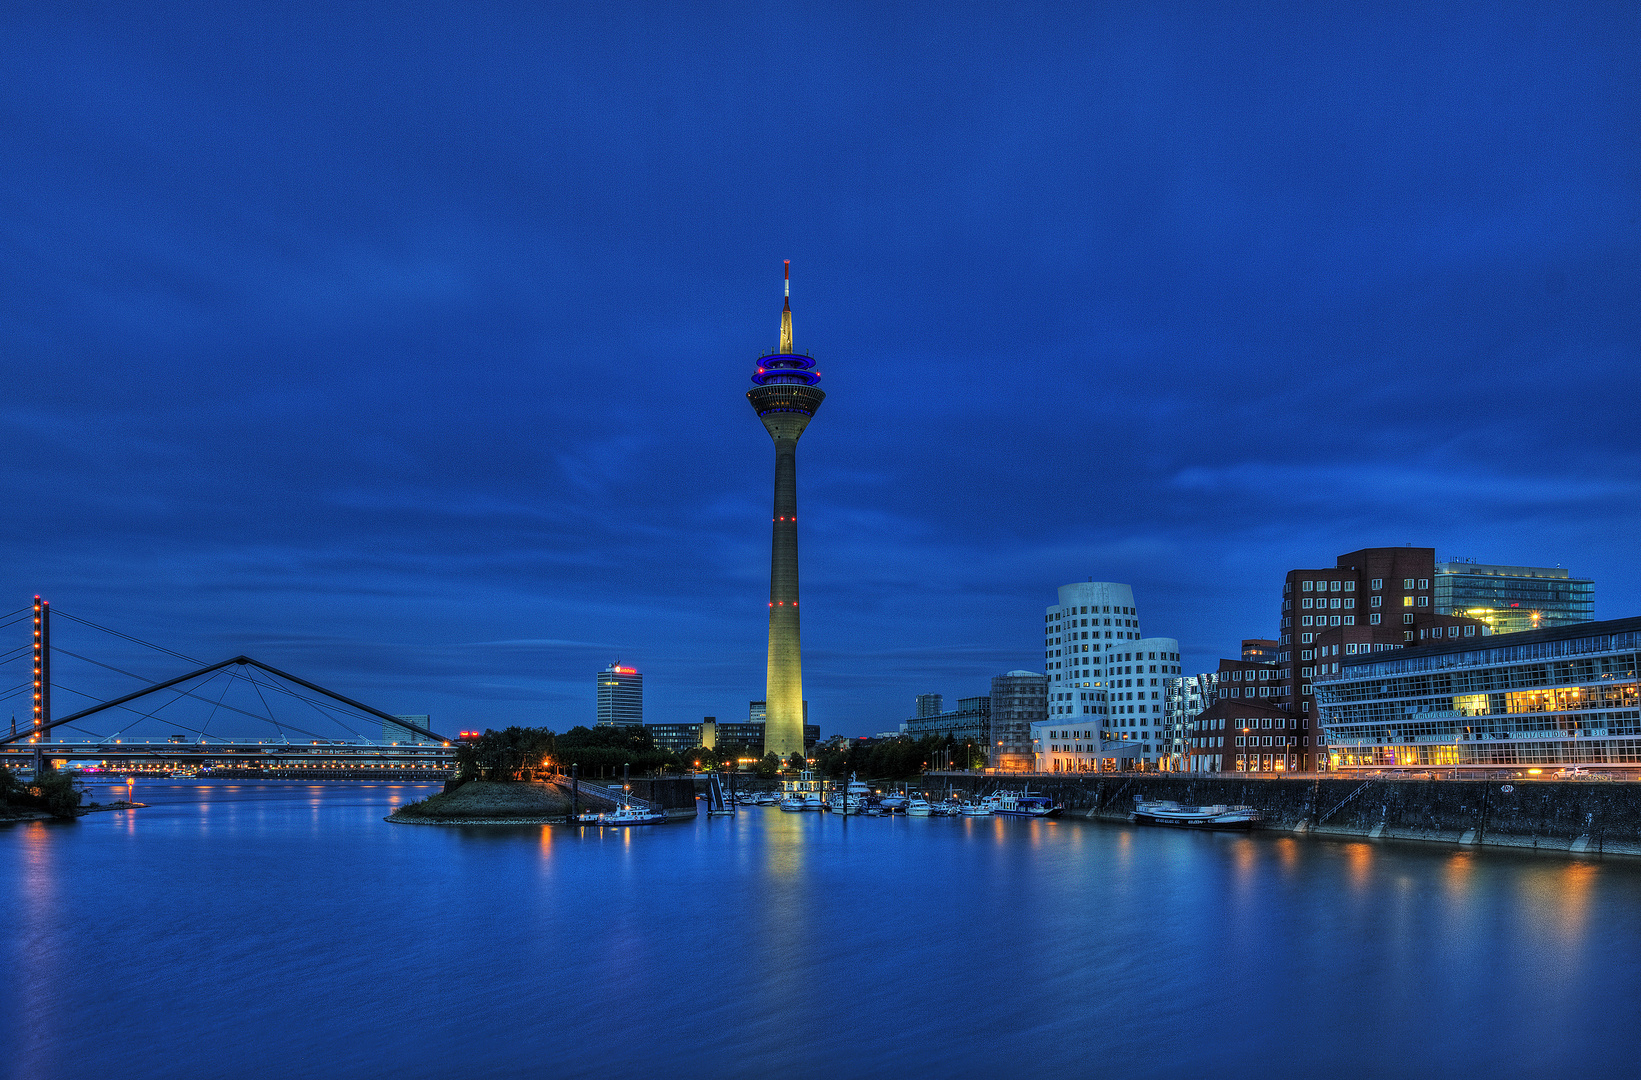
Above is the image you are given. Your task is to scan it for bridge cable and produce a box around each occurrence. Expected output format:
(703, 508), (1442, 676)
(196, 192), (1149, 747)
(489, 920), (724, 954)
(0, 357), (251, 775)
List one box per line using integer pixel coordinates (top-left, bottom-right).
(51, 679), (207, 743)
(52, 611), (202, 665)
(197, 669), (236, 743)
(243, 669), (287, 743)
(230, 665), (372, 742)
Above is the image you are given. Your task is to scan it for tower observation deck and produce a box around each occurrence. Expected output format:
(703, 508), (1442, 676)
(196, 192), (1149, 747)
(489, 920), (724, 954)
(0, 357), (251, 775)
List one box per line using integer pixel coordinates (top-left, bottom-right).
(748, 262), (824, 763)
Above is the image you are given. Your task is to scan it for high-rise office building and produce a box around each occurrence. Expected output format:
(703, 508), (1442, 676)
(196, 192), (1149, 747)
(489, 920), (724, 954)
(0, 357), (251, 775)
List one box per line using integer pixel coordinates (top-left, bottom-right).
(1433, 561), (1595, 634)
(596, 664), (643, 727)
(915, 694), (944, 718)
(747, 262), (825, 763)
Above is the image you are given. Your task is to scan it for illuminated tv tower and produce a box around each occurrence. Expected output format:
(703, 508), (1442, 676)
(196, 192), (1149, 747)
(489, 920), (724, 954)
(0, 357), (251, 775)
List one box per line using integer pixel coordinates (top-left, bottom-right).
(747, 262), (824, 763)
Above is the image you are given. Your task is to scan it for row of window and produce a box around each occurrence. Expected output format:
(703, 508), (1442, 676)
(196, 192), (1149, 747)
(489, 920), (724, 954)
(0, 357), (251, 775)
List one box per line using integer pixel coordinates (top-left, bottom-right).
(1235, 734), (1304, 747)
(1049, 604), (1136, 619)
(1302, 596), (1356, 609)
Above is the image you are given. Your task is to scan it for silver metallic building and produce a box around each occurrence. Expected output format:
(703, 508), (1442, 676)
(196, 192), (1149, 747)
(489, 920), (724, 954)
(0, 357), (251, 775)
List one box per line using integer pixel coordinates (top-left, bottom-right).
(1320, 616), (1641, 773)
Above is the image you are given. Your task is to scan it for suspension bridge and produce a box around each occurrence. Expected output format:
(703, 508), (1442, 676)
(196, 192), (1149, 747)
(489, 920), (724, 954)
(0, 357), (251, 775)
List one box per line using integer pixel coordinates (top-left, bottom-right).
(0, 598), (457, 779)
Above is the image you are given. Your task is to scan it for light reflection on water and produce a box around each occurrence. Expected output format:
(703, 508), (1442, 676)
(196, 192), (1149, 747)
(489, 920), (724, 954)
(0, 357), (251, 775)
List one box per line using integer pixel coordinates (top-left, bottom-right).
(1, 781), (1638, 1080)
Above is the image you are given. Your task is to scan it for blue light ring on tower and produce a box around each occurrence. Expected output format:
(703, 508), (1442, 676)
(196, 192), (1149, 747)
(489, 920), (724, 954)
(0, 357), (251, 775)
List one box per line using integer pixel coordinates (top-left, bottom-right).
(752, 351), (819, 387)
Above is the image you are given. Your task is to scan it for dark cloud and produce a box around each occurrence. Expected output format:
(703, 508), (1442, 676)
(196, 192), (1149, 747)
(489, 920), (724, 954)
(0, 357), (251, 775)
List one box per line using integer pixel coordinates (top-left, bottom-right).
(1, 2), (1637, 736)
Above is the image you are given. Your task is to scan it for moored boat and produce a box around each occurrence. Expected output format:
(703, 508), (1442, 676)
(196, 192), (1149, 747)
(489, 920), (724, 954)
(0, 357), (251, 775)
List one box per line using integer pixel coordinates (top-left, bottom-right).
(993, 789), (1061, 818)
(906, 797), (932, 816)
(585, 803), (668, 826)
(1131, 800), (1262, 830)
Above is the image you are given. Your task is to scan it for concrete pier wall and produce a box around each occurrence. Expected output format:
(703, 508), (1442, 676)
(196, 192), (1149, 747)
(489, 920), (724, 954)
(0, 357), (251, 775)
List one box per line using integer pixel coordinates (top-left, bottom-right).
(924, 773), (1641, 856)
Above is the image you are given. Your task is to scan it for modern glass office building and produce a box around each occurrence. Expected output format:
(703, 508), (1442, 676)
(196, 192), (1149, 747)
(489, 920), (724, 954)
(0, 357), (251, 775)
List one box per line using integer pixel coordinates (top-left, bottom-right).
(1434, 562), (1594, 634)
(1320, 616), (1641, 774)
(645, 721), (818, 755)
(596, 665), (643, 727)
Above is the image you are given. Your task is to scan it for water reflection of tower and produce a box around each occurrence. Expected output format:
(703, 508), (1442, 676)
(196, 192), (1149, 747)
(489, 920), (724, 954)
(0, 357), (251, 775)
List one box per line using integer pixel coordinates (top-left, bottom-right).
(748, 263), (824, 763)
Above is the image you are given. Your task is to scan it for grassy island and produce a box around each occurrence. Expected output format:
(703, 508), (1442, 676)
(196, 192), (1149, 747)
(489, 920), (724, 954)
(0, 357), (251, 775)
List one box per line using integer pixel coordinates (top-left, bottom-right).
(389, 780), (574, 823)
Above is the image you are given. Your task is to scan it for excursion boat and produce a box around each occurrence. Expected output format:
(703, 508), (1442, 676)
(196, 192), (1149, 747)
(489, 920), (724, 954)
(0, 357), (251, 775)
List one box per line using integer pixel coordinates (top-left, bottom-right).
(780, 769), (834, 812)
(1130, 800), (1262, 831)
(585, 804), (667, 826)
(992, 790), (1061, 818)
(906, 797), (933, 817)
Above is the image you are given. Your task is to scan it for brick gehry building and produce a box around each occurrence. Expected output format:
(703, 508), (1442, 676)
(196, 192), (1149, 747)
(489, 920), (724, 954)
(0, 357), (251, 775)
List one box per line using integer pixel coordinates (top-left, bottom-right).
(1184, 546), (1490, 774)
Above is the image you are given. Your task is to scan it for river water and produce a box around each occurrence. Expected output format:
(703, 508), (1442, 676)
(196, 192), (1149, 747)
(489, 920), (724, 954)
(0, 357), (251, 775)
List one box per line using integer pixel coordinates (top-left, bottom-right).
(2, 780), (1638, 1079)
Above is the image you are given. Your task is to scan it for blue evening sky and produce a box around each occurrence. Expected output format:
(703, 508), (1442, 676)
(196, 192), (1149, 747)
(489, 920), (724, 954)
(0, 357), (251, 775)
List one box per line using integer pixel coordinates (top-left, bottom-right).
(2, 3), (1637, 737)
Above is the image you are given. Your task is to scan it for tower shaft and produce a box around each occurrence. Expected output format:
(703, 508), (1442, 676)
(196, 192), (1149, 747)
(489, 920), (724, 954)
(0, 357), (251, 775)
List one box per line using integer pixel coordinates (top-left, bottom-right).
(747, 261), (823, 765)
(764, 436), (804, 761)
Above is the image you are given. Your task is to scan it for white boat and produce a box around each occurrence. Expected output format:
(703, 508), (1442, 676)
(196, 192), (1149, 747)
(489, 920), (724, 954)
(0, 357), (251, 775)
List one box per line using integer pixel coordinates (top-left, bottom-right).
(1131, 800), (1262, 831)
(586, 803), (667, 826)
(906, 797), (932, 816)
(755, 792), (779, 806)
(778, 796), (806, 812)
(829, 775), (871, 815)
(801, 793), (827, 811)
(827, 792), (863, 814)
(993, 790), (1061, 818)
(959, 800), (994, 817)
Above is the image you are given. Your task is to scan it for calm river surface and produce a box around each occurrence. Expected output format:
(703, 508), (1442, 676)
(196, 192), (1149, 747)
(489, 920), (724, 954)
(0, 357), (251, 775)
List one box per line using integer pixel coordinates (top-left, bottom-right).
(2, 780), (1639, 1079)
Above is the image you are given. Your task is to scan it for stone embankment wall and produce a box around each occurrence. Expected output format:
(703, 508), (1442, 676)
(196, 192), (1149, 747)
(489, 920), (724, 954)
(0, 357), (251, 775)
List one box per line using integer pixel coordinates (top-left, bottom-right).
(924, 773), (1641, 856)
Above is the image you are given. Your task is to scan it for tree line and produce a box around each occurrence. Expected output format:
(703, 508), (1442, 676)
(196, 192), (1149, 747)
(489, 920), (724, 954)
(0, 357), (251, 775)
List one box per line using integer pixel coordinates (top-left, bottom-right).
(455, 726), (989, 783)
(0, 765), (83, 818)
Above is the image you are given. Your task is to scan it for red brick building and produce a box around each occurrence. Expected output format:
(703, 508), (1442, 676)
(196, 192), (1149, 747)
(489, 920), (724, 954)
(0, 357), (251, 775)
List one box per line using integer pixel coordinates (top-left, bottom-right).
(1277, 546), (1488, 771)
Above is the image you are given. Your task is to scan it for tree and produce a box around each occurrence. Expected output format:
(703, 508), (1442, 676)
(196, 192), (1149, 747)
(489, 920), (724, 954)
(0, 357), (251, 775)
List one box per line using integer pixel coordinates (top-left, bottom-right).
(786, 751), (806, 772)
(756, 753), (783, 779)
(554, 725), (678, 777)
(456, 727), (557, 781)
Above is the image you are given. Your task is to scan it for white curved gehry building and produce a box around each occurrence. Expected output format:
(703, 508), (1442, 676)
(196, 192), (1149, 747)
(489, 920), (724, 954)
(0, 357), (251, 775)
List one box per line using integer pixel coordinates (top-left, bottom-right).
(1037, 581), (1183, 771)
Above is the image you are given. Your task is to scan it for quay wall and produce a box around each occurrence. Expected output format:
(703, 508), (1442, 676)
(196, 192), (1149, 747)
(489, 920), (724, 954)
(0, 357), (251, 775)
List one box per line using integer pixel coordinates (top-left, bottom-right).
(923, 773), (1641, 856)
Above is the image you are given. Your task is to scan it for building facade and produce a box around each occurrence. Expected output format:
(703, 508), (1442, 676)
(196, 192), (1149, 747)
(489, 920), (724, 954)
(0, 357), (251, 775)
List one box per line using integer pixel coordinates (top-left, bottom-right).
(384, 714), (436, 745)
(1034, 638), (1182, 771)
(596, 665), (643, 727)
(1320, 616), (1641, 774)
(1242, 639), (1280, 662)
(1165, 673), (1220, 770)
(1038, 581), (1183, 771)
(991, 670), (1046, 771)
(915, 694), (943, 718)
(1434, 561), (1595, 634)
